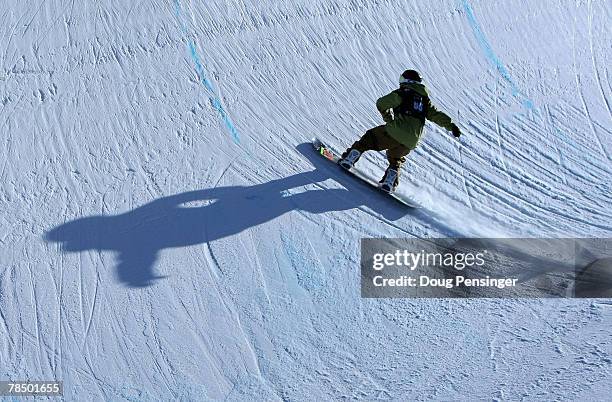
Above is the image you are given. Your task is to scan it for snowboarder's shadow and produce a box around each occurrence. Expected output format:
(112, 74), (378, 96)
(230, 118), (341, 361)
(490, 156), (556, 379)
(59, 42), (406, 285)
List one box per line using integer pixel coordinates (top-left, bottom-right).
(44, 143), (409, 288)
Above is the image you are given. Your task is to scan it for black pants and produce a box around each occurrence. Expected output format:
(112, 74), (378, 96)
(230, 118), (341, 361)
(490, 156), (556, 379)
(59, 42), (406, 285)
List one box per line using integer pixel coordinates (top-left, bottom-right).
(347, 125), (410, 170)
(343, 125), (410, 186)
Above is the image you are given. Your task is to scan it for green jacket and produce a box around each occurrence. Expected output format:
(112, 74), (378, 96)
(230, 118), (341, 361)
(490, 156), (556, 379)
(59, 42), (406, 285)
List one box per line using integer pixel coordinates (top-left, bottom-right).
(376, 82), (455, 149)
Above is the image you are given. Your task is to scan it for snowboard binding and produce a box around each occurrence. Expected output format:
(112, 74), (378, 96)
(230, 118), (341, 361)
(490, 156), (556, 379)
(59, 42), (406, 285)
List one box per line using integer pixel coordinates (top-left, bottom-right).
(339, 149), (361, 170)
(379, 168), (398, 193)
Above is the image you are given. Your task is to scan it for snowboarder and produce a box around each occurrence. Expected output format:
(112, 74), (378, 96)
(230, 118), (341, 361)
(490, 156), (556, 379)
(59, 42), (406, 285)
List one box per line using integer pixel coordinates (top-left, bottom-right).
(339, 69), (462, 193)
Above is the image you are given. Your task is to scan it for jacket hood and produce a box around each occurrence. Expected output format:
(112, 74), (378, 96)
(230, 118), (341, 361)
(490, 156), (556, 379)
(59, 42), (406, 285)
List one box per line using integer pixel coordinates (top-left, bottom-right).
(400, 81), (428, 96)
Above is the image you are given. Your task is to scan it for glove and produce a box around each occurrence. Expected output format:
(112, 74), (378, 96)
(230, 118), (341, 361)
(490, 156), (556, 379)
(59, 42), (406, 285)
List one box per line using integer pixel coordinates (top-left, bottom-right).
(381, 110), (393, 123)
(451, 124), (461, 138)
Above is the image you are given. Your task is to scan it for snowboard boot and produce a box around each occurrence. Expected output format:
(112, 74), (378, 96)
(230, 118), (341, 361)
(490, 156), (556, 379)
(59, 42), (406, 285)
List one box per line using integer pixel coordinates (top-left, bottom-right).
(379, 168), (399, 193)
(339, 149), (361, 170)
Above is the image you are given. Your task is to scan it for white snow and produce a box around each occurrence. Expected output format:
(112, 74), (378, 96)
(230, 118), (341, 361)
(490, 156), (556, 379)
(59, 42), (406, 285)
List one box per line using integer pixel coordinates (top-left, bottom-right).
(1, 0), (611, 399)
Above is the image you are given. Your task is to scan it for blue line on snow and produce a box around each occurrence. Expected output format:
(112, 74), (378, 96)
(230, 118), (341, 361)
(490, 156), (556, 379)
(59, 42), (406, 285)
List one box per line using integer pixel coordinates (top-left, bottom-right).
(188, 41), (215, 93)
(462, 0), (534, 111)
(461, 3), (590, 160)
(174, 0), (240, 144)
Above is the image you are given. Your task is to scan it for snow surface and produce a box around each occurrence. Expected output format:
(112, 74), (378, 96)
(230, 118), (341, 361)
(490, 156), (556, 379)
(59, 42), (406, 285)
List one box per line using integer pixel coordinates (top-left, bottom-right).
(1, 0), (611, 400)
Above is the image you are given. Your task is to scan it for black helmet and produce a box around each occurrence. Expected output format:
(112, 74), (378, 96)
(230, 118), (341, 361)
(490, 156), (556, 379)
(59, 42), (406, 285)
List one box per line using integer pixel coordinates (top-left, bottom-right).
(399, 69), (422, 85)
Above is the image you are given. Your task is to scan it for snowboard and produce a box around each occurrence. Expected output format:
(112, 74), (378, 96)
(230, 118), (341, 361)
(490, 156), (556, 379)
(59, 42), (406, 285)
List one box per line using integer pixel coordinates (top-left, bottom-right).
(312, 138), (420, 208)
